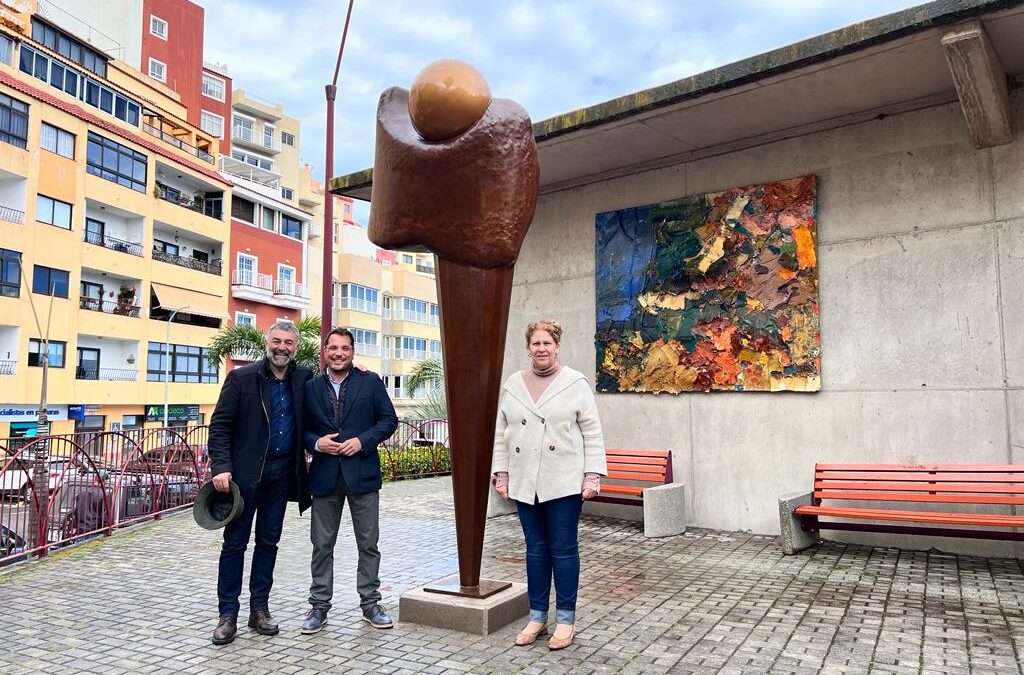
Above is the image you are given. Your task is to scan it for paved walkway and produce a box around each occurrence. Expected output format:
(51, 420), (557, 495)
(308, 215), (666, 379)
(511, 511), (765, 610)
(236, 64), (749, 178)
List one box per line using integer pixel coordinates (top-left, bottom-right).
(2, 477), (1024, 674)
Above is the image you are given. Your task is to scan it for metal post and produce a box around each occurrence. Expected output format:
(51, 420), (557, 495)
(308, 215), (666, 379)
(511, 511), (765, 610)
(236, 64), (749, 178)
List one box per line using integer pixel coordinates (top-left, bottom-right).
(164, 307), (188, 429)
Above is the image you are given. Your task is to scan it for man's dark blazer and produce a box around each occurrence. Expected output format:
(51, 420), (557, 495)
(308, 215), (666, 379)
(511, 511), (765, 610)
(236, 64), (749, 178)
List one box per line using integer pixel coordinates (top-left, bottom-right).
(208, 358), (314, 512)
(303, 368), (398, 496)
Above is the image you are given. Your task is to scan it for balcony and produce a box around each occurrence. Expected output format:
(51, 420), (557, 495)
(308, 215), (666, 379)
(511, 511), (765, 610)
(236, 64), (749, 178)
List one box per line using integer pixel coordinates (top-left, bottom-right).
(231, 269), (273, 303)
(356, 344), (381, 357)
(391, 308), (429, 324)
(416, 263), (436, 275)
(394, 349), (428, 361)
(218, 155), (281, 190)
(79, 296), (141, 318)
(0, 205), (24, 224)
(273, 279), (307, 310)
(75, 366), (138, 381)
(335, 297), (380, 315)
(156, 186), (223, 220)
(232, 124), (282, 154)
(0, 360), (14, 375)
(83, 230), (143, 257)
(142, 123), (215, 164)
(153, 249), (223, 276)
(233, 91), (284, 121)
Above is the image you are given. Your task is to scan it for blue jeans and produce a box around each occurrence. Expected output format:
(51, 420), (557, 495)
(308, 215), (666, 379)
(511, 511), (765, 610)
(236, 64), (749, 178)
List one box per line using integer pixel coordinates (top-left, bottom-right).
(515, 493), (583, 625)
(217, 456), (291, 617)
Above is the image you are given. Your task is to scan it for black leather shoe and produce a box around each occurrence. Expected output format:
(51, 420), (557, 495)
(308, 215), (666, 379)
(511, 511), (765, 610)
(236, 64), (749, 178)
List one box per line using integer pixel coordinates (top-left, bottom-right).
(361, 604), (393, 629)
(247, 609), (279, 635)
(212, 616), (237, 645)
(301, 606), (329, 634)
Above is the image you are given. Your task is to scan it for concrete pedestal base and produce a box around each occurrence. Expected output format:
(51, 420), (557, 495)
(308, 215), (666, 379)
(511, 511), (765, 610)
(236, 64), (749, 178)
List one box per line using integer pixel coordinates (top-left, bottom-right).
(399, 580), (528, 635)
(778, 490), (820, 554)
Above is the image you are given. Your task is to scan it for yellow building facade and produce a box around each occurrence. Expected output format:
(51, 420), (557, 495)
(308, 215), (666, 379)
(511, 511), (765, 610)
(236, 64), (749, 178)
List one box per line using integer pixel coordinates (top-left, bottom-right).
(0, 10), (230, 438)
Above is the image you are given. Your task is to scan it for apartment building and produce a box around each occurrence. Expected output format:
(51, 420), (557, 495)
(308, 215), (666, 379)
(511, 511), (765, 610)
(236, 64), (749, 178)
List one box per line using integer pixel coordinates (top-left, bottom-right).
(0, 3), (230, 437)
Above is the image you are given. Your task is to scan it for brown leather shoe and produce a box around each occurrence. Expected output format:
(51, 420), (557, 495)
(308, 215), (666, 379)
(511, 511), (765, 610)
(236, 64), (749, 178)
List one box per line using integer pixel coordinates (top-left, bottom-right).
(247, 609), (279, 635)
(514, 621), (548, 646)
(548, 624), (575, 650)
(212, 616), (237, 645)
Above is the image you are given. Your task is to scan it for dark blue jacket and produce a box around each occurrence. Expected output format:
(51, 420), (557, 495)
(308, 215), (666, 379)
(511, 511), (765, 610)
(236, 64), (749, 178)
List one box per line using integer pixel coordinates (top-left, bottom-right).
(303, 368), (398, 496)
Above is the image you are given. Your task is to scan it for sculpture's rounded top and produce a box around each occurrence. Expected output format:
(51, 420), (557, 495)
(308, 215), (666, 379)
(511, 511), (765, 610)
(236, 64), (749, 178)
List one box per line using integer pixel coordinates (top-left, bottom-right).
(408, 59), (492, 141)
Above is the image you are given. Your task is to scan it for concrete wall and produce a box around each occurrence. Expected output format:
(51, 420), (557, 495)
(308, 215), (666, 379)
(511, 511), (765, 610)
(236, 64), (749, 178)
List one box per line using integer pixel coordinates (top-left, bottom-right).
(505, 90), (1024, 556)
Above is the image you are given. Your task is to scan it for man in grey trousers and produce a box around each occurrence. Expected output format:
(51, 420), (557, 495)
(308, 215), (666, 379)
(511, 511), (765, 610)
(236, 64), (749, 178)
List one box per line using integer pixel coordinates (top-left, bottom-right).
(300, 327), (398, 633)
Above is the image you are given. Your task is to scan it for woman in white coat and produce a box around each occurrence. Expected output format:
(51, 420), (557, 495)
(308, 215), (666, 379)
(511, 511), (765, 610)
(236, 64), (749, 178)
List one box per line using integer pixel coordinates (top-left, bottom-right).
(492, 320), (606, 651)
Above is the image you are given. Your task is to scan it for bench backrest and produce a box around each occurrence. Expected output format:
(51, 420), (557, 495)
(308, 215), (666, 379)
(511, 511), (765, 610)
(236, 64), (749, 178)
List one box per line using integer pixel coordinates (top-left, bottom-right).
(606, 449), (672, 484)
(813, 463), (1024, 506)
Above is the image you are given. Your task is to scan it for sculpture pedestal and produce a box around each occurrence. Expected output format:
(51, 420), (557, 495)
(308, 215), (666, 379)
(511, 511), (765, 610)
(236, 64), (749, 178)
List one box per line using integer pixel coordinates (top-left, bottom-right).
(399, 579), (527, 635)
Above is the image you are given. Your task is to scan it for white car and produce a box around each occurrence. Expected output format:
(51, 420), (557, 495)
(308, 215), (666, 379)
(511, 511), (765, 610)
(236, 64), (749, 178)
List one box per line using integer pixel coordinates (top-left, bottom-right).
(0, 458), (82, 499)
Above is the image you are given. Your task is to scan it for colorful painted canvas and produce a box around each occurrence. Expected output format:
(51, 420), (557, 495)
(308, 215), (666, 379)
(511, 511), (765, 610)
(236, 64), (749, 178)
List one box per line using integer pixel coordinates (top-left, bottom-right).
(595, 175), (820, 393)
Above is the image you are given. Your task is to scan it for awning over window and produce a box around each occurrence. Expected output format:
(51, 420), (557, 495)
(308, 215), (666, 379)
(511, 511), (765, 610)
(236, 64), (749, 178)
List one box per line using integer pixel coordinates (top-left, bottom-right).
(151, 283), (227, 320)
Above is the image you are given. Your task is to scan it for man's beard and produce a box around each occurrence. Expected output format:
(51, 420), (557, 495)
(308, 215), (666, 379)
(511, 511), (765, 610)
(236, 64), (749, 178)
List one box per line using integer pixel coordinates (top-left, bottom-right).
(268, 351), (292, 366)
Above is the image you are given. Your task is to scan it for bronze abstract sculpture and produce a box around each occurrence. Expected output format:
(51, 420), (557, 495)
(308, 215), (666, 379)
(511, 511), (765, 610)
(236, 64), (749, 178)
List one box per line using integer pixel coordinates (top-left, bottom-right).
(369, 60), (539, 597)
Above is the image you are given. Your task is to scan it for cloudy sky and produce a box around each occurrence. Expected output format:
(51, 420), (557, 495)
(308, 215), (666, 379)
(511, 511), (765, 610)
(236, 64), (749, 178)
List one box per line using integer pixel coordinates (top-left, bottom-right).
(194, 0), (921, 221)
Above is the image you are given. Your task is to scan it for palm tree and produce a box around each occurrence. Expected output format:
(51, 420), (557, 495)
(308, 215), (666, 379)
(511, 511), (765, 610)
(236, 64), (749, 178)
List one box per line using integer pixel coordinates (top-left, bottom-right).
(406, 357), (446, 419)
(206, 315), (322, 370)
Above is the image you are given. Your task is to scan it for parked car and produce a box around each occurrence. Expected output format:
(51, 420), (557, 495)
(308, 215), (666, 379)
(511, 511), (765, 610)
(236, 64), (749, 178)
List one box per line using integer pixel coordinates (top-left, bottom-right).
(0, 458), (86, 499)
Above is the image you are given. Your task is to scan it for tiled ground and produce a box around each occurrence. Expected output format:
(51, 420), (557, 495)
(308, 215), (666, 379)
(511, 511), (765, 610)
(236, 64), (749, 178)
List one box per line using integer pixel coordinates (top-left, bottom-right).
(2, 477), (1023, 674)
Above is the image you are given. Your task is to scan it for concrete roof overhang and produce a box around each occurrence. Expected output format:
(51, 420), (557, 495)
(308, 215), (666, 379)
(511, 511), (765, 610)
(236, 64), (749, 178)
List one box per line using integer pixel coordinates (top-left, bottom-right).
(331, 0), (1024, 200)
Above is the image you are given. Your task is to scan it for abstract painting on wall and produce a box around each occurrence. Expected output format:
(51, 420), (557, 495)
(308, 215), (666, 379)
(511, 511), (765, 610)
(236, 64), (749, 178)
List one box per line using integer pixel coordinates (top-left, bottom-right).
(595, 174), (820, 393)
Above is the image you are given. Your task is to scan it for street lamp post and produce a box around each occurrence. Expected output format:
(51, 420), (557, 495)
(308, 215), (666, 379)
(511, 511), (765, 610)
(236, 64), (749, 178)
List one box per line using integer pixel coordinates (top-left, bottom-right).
(164, 307), (188, 429)
(321, 0), (356, 356)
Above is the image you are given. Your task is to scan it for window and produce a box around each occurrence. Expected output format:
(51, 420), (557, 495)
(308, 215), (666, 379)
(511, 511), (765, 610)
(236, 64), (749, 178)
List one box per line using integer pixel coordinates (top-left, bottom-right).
(0, 92), (29, 149)
(20, 46), (139, 126)
(200, 111), (224, 138)
(32, 265), (70, 298)
(261, 207), (276, 232)
(402, 297), (428, 322)
(401, 254), (414, 264)
(430, 303), (440, 325)
(122, 414), (144, 429)
(431, 340), (442, 357)
(32, 19), (107, 77)
(0, 249), (21, 298)
(277, 265), (295, 294)
(29, 339), (66, 368)
(150, 15), (168, 40)
(281, 131), (295, 146)
(401, 336), (427, 360)
(338, 283), (379, 313)
(281, 187), (294, 200)
(147, 342), (218, 383)
(352, 329), (378, 346)
(86, 133), (147, 192)
(202, 73), (225, 101)
(0, 34), (12, 65)
(263, 123), (275, 149)
(148, 58), (166, 83)
(281, 215), (302, 240)
(235, 312), (256, 327)
(232, 196), (255, 223)
(232, 115), (254, 142)
(36, 195), (72, 229)
(40, 123), (74, 158)
(231, 149), (273, 171)
(153, 239), (179, 256)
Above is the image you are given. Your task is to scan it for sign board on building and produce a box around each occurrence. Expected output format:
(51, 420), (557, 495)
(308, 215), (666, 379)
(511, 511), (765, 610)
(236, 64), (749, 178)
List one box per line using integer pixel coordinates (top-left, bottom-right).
(68, 404), (85, 420)
(145, 404), (201, 422)
(0, 405), (69, 422)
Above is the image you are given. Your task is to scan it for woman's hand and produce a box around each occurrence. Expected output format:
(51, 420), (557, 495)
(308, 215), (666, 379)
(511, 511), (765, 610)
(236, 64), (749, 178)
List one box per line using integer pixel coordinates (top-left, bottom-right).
(582, 488), (597, 500)
(496, 485), (508, 499)
(493, 471), (509, 500)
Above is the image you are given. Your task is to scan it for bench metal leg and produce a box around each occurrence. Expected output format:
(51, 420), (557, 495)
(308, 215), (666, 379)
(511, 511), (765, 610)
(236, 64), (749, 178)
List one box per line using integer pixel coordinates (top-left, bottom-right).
(778, 491), (819, 554)
(642, 483), (686, 538)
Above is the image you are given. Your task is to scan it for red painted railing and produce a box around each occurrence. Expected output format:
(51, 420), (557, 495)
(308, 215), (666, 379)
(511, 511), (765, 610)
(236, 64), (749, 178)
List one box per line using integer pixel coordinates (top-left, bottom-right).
(0, 426), (209, 565)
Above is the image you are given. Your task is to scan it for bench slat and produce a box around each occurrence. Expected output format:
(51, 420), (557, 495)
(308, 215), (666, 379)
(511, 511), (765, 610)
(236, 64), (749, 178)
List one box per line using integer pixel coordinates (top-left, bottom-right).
(813, 490), (1024, 505)
(814, 480), (1024, 494)
(795, 504), (1024, 527)
(815, 471), (1024, 483)
(607, 471), (667, 482)
(600, 484), (645, 497)
(607, 450), (671, 458)
(816, 463), (1024, 472)
(607, 462), (666, 474)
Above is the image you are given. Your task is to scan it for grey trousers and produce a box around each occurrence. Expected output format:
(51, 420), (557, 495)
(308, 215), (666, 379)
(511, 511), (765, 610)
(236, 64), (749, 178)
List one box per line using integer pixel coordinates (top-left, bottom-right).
(308, 480), (381, 610)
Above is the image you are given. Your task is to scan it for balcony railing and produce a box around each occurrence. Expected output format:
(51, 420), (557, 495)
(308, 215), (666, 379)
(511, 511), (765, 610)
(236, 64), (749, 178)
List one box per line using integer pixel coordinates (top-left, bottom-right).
(392, 309), (429, 324)
(415, 263), (436, 275)
(356, 344), (381, 357)
(0, 205), (24, 224)
(231, 269), (273, 291)
(275, 279), (306, 297)
(75, 367), (139, 381)
(335, 297), (380, 314)
(79, 296), (141, 318)
(0, 359), (14, 375)
(394, 349), (428, 361)
(156, 187), (223, 220)
(142, 123), (215, 163)
(232, 124), (281, 152)
(153, 249), (223, 276)
(83, 231), (144, 257)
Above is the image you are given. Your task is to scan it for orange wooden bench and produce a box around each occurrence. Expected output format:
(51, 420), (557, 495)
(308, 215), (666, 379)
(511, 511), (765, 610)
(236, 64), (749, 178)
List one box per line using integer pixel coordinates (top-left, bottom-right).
(591, 449), (685, 537)
(780, 463), (1024, 554)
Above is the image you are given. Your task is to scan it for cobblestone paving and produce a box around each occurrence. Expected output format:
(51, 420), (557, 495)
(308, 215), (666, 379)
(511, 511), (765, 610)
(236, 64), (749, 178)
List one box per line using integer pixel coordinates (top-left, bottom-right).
(2, 477), (1024, 674)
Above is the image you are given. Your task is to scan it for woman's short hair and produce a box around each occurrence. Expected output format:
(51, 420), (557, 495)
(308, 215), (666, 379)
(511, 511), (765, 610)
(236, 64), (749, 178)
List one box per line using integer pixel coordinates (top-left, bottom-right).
(525, 320), (562, 346)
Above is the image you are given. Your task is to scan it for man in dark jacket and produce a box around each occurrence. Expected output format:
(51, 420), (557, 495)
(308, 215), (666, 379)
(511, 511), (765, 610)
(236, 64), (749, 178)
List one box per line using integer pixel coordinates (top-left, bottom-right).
(207, 320), (314, 645)
(300, 327), (398, 634)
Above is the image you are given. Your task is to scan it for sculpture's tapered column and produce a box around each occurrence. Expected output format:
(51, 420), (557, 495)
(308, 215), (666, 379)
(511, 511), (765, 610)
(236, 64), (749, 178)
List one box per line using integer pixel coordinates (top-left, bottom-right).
(435, 261), (514, 590)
